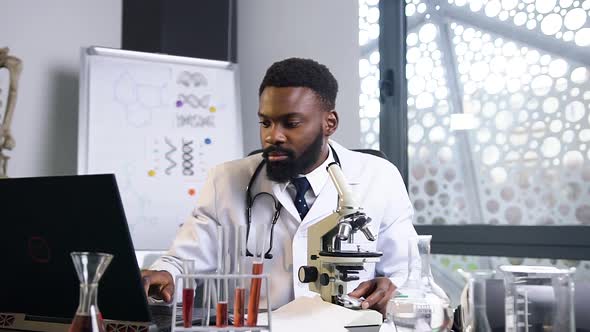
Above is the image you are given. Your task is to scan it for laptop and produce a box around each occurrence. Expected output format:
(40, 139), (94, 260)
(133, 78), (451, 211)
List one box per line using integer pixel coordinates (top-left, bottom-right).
(0, 174), (185, 332)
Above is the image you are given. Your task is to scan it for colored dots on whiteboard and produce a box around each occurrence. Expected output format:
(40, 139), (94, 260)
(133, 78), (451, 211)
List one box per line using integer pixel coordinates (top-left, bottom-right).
(176, 100), (183, 107)
(188, 188), (196, 196)
(209, 106), (217, 113)
(204, 138), (212, 145)
(148, 170), (156, 177)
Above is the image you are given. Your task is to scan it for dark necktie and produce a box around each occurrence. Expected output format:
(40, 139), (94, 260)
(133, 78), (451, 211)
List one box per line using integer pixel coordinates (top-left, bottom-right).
(291, 177), (311, 219)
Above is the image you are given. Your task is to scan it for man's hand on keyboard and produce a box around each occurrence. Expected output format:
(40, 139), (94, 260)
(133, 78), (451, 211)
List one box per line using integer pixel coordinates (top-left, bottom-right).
(141, 270), (175, 303)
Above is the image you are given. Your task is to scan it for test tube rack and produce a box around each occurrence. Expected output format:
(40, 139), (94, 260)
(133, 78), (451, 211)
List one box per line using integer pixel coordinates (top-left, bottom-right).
(172, 273), (272, 332)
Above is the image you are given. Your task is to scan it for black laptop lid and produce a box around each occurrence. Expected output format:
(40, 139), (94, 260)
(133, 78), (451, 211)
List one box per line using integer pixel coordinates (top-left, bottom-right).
(0, 174), (151, 323)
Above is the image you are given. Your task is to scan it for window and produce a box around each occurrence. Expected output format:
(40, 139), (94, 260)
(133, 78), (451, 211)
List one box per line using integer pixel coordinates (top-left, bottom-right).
(359, 0), (590, 295)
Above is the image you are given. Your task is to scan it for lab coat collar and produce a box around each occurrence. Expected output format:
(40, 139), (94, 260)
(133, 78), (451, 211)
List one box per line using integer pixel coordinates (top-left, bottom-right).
(276, 145), (334, 198)
(268, 140), (362, 224)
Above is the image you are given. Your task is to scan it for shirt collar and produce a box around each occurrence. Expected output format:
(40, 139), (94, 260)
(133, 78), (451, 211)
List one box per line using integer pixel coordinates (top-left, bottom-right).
(277, 145), (335, 195)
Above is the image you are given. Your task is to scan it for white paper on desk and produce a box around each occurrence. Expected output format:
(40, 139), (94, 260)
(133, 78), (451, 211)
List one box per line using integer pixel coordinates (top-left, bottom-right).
(258, 295), (366, 332)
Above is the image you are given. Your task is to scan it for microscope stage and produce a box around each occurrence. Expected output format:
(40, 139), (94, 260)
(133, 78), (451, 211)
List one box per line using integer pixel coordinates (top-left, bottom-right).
(318, 250), (383, 258)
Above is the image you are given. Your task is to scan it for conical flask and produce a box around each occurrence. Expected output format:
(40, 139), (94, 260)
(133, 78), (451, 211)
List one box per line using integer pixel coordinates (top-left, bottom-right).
(69, 252), (113, 332)
(387, 235), (453, 332)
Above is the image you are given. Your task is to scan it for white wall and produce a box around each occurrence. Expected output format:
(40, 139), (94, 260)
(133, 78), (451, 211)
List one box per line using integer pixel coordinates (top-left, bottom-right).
(238, 0), (361, 154)
(0, 0), (121, 177)
(1, 0), (360, 176)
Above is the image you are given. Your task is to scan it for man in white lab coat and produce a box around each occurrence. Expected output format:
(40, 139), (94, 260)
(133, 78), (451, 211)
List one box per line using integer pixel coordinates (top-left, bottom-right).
(142, 58), (417, 315)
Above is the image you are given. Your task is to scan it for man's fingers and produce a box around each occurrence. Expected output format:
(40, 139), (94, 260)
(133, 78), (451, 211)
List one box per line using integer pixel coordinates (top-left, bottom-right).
(348, 280), (375, 298)
(141, 270), (174, 302)
(142, 276), (151, 296)
(361, 287), (386, 309)
(375, 283), (397, 315)
(161, 283), (175, 303)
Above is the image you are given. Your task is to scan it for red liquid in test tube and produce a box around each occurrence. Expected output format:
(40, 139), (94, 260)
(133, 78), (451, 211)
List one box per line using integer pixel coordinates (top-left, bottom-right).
(182, 288), (195, 328)
(233, 287), (246, 327)
(247, 262), (264, 326)
(215, 301), (228, 327)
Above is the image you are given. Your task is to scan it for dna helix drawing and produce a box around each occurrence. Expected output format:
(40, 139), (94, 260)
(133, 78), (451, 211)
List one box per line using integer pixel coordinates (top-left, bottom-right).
(176, 114), (215, 128)
(176, 71), (208, 87)
(177, 93), (211, 109)
(164, 137), (177, 175)
(181, 139), (195, 176)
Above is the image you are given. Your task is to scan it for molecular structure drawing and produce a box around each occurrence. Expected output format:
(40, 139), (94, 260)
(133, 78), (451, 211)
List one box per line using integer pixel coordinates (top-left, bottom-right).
(114, 71), (169, 128)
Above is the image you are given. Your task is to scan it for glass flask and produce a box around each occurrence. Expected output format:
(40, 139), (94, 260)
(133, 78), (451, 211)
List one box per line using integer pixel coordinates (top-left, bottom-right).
(386, 235), (453, 332)
(69, 252), (113, 332)
(457, 269), (493, 332)
(500, 265), (576, 332)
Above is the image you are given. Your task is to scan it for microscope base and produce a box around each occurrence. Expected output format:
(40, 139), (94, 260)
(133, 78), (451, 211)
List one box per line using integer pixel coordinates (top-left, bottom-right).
(345, 308), (383, 327)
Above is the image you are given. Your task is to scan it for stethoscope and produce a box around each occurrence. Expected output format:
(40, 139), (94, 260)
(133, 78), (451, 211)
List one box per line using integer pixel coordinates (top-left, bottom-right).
(245, 144), (341, 259)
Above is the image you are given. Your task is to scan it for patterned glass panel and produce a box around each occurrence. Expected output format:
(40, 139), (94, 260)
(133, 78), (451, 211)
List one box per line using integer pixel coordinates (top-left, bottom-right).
(452, 22), (590, 225)
(448, 0), (590, 47)
(407, 22), (476, 225)
(359, 0), (381, 149)
(406, 0), (590, 225)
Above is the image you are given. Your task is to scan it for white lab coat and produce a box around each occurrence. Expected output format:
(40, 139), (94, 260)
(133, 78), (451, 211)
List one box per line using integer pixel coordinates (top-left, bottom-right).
(150, 140), (417, 309)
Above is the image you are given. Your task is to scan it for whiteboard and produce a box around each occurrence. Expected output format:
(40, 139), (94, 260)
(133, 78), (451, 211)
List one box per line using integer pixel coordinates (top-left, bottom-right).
(78, 47), (243, 250)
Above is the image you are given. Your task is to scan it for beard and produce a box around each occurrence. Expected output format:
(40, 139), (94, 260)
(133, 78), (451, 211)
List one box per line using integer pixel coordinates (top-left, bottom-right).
(263, 131), (325, 183)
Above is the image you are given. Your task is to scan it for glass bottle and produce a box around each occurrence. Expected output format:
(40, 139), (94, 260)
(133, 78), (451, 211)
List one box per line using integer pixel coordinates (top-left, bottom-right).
(386, 235), (453, 332)
(500, 265), (576, 332)
(69, 252), (113, 332)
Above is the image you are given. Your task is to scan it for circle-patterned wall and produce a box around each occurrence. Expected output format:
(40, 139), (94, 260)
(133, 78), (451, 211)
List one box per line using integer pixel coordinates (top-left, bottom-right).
(447, 0), (590, 47)
(360, 0), (381, 150)
(405, 4), (590, 227)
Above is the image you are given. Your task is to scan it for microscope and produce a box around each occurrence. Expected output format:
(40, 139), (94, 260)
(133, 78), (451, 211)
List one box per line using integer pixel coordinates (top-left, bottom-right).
(298, 162), (383, 313)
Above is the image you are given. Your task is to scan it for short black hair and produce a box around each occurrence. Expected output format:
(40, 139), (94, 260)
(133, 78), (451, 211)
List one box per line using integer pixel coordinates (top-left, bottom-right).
(258, 58), (338, 110)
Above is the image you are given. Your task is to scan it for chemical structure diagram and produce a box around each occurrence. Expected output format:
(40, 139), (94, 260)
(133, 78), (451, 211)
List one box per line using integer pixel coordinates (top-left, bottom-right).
(114, 70), (170, 128)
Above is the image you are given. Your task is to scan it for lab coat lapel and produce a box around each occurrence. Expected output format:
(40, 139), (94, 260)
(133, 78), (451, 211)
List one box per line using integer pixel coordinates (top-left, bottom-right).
(254, 165), (300, 222)
(300, 142), (363, 228)
(300, 180), (338, 227)
(270, 182), (301, 222)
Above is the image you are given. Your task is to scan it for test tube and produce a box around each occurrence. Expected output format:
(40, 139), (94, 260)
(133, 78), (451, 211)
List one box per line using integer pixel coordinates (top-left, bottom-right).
(247, 224), (268, 327)
(233, 225), (247, 327)
(182, 259), (196, 328)
(215, 224), (229, 327)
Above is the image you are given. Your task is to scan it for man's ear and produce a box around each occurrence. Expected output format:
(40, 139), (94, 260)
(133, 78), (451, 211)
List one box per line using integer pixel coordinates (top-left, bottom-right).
(324, 110), (339, 136)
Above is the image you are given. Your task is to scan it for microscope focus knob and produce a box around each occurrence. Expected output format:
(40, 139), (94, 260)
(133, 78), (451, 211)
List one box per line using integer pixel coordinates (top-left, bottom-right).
(298, 266), (318, 283)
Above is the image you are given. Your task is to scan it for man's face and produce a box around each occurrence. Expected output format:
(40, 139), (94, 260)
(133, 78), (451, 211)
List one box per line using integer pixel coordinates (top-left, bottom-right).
(258, 87), (337, 182)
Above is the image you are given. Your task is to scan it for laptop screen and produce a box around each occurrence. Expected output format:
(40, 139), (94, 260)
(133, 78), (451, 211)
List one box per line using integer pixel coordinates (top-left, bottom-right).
(0, 174), (151, 323)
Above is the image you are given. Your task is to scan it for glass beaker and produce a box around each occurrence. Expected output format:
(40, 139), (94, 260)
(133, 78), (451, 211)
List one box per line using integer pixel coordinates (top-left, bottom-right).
(69, 252), (113, 332)
(500, 265), (576, 332)
(387, 235), (453, 332)
(457, 269), (493, 332)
